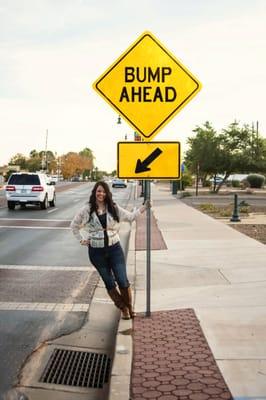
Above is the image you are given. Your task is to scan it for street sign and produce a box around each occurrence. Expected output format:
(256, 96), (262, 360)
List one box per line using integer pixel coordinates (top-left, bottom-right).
(117, 141), (181, 179)
(93, 31), (202, 141)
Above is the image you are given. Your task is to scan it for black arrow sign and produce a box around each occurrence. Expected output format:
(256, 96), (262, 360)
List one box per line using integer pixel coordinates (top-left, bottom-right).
(135, 147), (163, 173)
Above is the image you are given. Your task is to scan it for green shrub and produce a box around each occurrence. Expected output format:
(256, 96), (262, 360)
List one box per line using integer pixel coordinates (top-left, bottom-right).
(219, 209), (232, 217)
(199, 203), (219, 213)
(180, 191), (192, 198)
(239, 206), (250, 214)
(232, 179), (240, 187)
(239, 200), (249, 207)
(246, 174), (265, 188)
(180, 172), (193, 189)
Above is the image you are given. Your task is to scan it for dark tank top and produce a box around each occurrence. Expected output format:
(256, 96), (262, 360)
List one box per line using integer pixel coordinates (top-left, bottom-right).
(98, 213), (108, 247)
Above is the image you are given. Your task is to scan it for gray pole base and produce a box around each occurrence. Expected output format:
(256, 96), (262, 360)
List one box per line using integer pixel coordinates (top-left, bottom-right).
(230, 215), (241, 222)
(230, 194), (241, 222)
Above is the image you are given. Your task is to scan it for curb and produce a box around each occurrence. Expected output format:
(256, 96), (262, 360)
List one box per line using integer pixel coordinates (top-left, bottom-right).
(108, 218), (136, 400)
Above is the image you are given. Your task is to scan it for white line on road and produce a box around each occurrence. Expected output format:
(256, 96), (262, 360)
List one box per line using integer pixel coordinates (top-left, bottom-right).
(94, 298), (113, 304)
(0, 302), (90, 312)
(0, 225), (70, 229)
(0, 265), (93, 271)
(0, 218), (71, 222)
(47, 208), (58, 213)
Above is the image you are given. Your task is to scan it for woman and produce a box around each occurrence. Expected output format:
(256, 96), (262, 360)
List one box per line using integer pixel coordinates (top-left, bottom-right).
(70, 180), (148, 319)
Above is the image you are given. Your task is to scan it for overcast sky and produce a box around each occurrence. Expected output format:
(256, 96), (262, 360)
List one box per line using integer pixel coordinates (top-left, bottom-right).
(1, 0), (266, 172)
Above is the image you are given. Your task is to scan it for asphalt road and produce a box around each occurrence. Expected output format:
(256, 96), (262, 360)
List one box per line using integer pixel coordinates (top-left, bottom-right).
(0, 181), (134, 398)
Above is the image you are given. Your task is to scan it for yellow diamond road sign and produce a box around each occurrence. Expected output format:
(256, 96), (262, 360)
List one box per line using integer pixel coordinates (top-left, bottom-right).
(117, 142), (181, 179)
(93, 31), (202, 141)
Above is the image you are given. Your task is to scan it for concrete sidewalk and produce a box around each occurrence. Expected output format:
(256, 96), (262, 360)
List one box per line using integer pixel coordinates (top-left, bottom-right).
(110, 182), (266, 399)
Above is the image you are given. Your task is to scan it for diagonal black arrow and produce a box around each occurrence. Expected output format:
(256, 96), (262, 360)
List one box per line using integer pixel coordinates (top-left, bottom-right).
(135, 147), (163, 173)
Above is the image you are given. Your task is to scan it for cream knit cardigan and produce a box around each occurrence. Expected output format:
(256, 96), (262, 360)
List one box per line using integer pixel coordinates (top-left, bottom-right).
(70, 202), (142, 248)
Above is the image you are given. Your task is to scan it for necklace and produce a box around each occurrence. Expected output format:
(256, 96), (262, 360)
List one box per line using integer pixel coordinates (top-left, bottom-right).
(97, 206), (106, 215)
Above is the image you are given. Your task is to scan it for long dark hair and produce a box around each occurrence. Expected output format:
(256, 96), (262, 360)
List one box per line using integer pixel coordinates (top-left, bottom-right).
(89, 181), (119, 222)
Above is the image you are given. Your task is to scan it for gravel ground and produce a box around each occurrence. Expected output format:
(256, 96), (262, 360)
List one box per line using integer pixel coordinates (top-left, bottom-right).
(229, 224), (266, 245)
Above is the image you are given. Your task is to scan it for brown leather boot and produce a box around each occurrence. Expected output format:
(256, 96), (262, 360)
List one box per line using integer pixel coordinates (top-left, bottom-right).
(107, 287), (130, 320)
(119, 286), (136, 319)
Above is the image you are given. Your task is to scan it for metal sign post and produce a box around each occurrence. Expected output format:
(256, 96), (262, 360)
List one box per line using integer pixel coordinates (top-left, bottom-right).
(93, 31), (202, 319)
(146, 180), (151, 317)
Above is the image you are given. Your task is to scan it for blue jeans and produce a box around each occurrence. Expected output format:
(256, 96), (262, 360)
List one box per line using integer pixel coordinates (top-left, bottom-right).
(88, 242), (129, 291)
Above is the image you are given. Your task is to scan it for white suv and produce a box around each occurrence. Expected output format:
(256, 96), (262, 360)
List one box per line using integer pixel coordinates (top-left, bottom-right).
(5, 173), (56, 210)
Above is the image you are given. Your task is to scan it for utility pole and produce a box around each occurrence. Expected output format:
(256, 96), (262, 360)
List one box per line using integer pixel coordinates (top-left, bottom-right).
(45, 129), (48, 172)
(252, 122), (254, 158)
(256, 121), (259, 155)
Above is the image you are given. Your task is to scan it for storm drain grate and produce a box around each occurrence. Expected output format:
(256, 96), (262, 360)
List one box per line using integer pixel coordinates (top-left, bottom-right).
(40, 348), (111, 388)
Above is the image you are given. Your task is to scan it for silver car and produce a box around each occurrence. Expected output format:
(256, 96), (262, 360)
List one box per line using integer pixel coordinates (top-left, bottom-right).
(112, 179), (127, 188)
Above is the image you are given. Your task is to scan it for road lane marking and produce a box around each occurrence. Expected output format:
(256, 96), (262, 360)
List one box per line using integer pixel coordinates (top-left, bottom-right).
(0, 265), (93, 271)
(0, 298), (112, 312)
(47, 208), (58, 214)
(0, 217), (72, 229)
(94, 298), (113, 304)
(0, 302), (90, 312)
(0, 226), (70, 229)
(0, 218), (71, 222)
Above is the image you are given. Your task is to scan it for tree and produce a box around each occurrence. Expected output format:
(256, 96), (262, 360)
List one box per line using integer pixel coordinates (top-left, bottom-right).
(9, 153), (27, 170)
(79, 147), (94, 179)
(185, 121), (223, 187)
(185, 120), (266, 193)
(29, 149), (39, 158)
(260, 138), (266, 173)
(61, 152), (93, 179)
(220, 121), (266, 177)
(79, 147), (94, 160)
(5, 147), (99, 178)
(38, 150), (55, 173)
(27, 157), (42, 172)
(26, 149), (42, 171)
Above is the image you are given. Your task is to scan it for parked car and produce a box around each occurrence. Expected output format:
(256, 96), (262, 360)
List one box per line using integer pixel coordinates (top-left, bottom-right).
(210, 176), (224, 184)
(48, 174), (64, 184)
(112, 179), (127, 188)
(71, 176), (82, 182)
(5, 173), (56, 210)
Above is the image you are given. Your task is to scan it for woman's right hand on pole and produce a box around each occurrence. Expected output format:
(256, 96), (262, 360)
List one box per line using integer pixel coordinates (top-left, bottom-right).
(80, 239), (90, 246)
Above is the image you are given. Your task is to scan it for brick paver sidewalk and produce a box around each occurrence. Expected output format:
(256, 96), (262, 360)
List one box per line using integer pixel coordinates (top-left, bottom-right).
(130, 309), (233, 400)
(135, 211), (167, 250)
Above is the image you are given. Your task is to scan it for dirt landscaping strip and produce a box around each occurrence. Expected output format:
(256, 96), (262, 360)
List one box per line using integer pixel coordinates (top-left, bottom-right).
(181, 197), (266, 246)
(229, 224), (266, 245)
